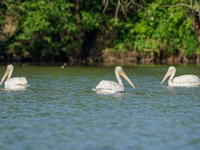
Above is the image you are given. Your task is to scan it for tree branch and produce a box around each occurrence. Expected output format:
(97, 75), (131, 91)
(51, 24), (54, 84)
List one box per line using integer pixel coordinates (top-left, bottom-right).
(115, 0), (120, 26)
(0, 0), (30, 13)
(110, 0), (118, 6)
(103, 0), (109, 13)
(129, 0), (145, 10)
(101, 0), (147, 26)
(159, 3), (199, 12)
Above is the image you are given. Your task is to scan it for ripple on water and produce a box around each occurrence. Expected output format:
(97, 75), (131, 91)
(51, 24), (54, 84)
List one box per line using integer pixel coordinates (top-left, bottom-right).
(0, 66), (200, 150)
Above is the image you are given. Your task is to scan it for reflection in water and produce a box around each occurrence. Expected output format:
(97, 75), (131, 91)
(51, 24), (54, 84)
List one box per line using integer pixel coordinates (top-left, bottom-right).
(0, 65), (200, 150)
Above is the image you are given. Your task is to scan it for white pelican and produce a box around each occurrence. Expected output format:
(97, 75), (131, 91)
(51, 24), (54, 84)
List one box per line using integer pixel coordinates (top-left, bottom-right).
(160, 66), (200, 86)
(93, 66), (135, 94)
(0, 64), (29, 90)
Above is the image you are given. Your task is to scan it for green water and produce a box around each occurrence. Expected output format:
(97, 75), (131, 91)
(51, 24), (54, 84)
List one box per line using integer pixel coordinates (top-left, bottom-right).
(0, 65), (200, 150)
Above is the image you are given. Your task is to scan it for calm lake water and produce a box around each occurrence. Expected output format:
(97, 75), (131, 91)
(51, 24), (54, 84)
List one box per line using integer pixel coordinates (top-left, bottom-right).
(0, 65), (200, 150)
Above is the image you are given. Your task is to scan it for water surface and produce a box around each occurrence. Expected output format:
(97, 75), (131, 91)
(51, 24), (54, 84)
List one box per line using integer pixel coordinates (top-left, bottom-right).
(0, 65), (200, 150)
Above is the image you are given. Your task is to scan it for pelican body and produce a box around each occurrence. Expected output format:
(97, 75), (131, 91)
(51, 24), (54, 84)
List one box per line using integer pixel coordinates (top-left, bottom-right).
(0, 64), (29, 90)
(160, 66), (200, 86)
(93, 66), (135, 94)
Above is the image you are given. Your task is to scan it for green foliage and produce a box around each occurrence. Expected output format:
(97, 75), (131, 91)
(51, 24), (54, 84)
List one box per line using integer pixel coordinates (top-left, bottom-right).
(16, 0), (76, 55)
(0, 0), (200, 61)
(111, 0), (199, 56)
(1, 0), (106, 59)
(81, 11), (104, 31)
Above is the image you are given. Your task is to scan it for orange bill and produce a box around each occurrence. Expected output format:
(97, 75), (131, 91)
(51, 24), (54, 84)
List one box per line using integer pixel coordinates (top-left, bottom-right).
(0, 69), (9, 86)
(119, 71), (136, 88)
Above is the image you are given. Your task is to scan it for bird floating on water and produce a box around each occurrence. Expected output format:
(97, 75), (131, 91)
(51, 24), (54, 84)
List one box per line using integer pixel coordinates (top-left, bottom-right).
(93, 66), (135, 94)
(160, 66), (200, 86)
(61, 63), (67, 68)
(0, 64), (29, 90)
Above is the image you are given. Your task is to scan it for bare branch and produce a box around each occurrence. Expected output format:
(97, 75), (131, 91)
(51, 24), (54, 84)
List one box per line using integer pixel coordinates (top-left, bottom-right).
(159, 3), (198, 12)
(103, 0), (109, 13)
(130, 0), (145, 10)
(190, 0), (192, 7)
(101, 0), (147, 26)
(110, 0), (117, 6)
(0, 0), (30, 13)
(0, 0), (9, 7)
(141, 0), (146, 8)
(121, 4), (126, 17)
(121, 0), (128, 5)
(115, 0), (120, 26)
(100, 0), (106, 8)
(125, 0), (133, 8)
(159, 1), (200, 21)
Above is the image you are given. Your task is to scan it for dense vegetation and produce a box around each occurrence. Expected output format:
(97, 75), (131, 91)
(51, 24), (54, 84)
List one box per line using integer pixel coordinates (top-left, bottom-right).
(0, 0), (200, 64)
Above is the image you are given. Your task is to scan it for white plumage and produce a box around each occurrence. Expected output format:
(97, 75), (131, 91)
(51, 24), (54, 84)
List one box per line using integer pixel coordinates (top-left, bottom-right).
(95, 80), (125, 94)
(160, 66), (200, 86)
(93, 66), (135, 94)
(0, 64), (29, 90)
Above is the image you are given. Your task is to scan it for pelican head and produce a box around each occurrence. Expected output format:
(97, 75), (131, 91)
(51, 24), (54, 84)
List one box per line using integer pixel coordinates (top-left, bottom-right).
(116, 66), (136, 88)
(160, 66), (176, 85)
(0, 64), (14, 86)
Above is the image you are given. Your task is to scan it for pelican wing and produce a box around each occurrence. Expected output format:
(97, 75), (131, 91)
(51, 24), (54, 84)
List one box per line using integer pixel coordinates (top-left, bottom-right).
(173, 75), (200, 83)
(6, 77), (28, 85)
(5, 77), (29, 90)
(93, 80), (124, 92)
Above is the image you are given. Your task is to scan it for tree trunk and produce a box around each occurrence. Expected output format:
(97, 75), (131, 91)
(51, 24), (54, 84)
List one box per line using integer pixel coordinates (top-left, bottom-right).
(192, 16), (200, 43)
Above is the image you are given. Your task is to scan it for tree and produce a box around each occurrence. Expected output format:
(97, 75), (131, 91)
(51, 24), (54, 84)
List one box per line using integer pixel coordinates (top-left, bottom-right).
(1, 0), (107, 62)
(0, 0), (200, 63)
(101, 0), (200, 62)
